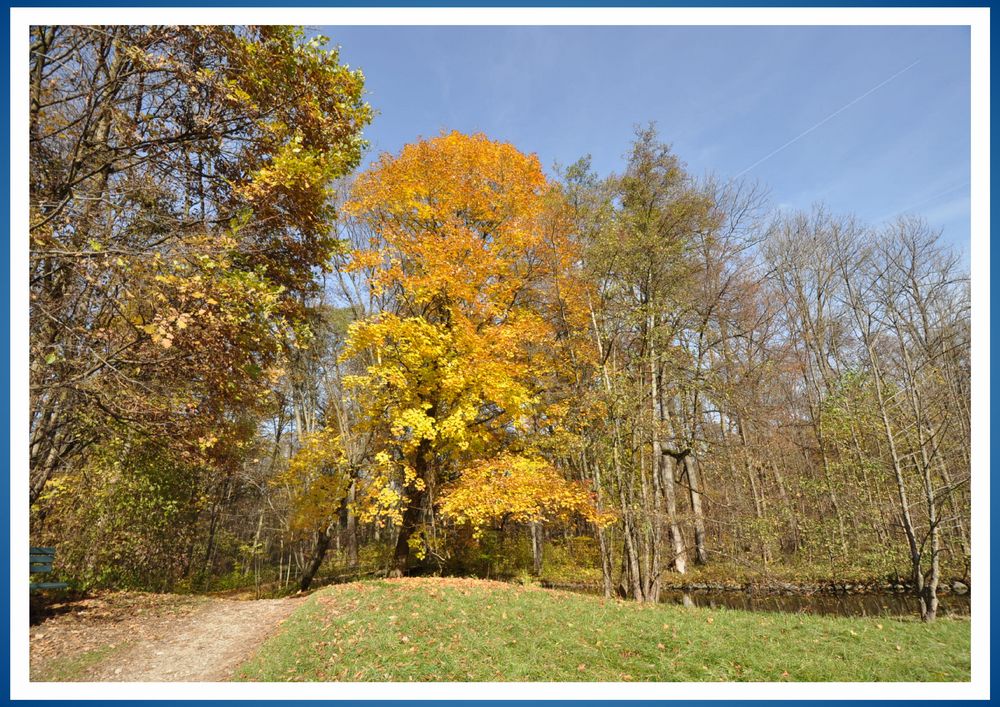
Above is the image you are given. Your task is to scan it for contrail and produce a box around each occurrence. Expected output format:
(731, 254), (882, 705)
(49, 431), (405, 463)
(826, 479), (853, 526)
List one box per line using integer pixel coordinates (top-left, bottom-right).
(734, 59), (921, 179)
(900, 180), (970, 213)
(880, 179), (969, 223)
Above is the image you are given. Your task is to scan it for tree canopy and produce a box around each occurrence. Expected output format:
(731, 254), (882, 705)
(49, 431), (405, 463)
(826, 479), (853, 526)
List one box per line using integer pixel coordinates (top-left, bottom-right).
(27, 30), (970, 624)
(339, 132), (604, 573)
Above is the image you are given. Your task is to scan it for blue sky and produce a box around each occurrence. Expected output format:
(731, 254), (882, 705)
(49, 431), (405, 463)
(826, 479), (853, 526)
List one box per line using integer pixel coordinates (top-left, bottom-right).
(318, 26), (971, 255)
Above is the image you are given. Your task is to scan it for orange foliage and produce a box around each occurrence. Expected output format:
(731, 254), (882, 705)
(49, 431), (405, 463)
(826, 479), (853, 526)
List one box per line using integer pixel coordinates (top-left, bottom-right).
(341, 132), (600, 531)
(439, 453), (612, 536)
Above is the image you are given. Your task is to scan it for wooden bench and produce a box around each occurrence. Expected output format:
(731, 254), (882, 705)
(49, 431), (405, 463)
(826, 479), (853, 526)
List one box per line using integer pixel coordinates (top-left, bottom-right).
(30, 546), (68, 590)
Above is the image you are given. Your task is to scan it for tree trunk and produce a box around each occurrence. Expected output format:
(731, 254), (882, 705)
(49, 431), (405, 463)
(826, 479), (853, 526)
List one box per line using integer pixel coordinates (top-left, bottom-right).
(659, 454), (687, 575)
(684, 454), (709, 565)
(870, 356), (924, 621)
(391, 441), (429, 577)
(619, 505), (644, 600)
(584, 451), (614, 599)
(390, 496), (423, 577)
(597, 525), (613, 599)
(530, 522), (543, 576)
(200, 476), (231, 582)
(646, 317), (663, 601)
(346, 481), (359, 570)
(299, 527), (332, 592)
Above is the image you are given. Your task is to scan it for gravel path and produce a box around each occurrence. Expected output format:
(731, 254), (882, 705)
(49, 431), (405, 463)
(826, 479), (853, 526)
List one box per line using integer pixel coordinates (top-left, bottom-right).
(31, 593), (303, 682)
(92, 598), (302, 681)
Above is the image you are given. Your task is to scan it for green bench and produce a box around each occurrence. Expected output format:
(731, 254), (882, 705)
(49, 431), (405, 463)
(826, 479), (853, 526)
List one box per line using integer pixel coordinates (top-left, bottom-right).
(30, 546), (68, 590)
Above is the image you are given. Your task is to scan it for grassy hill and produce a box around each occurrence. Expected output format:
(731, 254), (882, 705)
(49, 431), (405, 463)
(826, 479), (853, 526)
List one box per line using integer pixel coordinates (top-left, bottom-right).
(235, 577), (970, 682)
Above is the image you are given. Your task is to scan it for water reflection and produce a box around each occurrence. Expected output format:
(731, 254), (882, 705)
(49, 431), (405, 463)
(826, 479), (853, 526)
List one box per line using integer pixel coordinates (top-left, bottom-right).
(662, 589), (970, 618)
(540, 582), (971, 618)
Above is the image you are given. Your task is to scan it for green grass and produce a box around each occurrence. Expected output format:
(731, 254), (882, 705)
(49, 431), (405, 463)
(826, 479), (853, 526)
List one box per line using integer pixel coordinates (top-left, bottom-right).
(32, 643), (122, 682)
(235, 577), (970, 682)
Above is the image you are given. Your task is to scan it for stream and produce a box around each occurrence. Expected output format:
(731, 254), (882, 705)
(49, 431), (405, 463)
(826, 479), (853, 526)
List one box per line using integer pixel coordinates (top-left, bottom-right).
(542, 583), (971, 618)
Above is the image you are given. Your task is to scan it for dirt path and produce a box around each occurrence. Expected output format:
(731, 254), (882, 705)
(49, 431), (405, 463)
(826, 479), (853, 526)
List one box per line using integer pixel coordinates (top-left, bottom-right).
(93, 597), (302, 681)
(31, 592), (304, 682)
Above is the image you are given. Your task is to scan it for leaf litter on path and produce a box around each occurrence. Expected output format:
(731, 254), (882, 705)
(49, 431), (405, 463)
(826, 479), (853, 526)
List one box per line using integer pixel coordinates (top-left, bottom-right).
(31, 591), (304, 681)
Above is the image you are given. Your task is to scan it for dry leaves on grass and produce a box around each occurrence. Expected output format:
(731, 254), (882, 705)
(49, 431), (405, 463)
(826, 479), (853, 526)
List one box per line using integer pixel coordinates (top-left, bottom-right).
(30, 592), (206, 680)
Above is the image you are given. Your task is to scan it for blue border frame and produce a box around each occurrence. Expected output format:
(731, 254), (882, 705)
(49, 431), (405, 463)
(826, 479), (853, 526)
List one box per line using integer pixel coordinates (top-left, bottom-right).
(0, 0), (993, 5)
(4, 4), (993, 704)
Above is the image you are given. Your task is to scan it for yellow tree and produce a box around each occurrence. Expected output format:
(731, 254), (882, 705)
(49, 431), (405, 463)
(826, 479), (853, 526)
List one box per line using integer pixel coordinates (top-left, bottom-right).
(29, 26), (371, 505)
(342, 132), (602, 574)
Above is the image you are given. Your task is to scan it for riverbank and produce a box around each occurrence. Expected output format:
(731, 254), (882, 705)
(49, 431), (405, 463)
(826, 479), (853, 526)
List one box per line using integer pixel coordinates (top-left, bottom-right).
(542, 578), (971, 596)
(538, 581), (970, 619)
(235, 577), (970, 682)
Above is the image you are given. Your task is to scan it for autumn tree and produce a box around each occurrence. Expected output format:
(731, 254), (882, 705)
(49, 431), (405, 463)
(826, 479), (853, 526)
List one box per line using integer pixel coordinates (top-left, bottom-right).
(29, 26), (371, 587)
(29, 40), (971, 619)
(341, 132), (603, 576)
(29, 26), (370, 504)
(272, 300), (378, 591)
(832, 218), (969, 621)
(567, 127), (719, 600)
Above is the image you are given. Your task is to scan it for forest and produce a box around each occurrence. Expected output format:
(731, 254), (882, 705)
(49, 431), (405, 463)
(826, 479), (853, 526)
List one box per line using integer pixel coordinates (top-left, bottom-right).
(29, 25), (970, 626)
